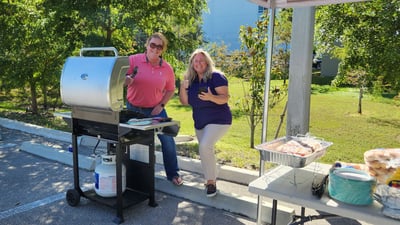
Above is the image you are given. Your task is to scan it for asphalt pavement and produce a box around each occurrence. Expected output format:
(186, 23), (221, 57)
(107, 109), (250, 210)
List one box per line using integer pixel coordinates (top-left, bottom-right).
(0, 125), (257, 225)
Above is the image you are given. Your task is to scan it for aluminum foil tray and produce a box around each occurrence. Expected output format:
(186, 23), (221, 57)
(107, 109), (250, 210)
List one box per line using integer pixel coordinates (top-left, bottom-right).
(255, 136), (333, 168)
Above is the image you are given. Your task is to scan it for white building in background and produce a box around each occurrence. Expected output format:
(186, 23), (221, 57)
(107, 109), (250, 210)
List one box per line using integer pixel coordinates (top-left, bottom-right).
(202, 0), (263, 51)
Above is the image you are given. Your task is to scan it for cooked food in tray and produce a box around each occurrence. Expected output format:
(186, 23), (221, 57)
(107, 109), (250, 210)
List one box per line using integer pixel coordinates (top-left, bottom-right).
(255, 135), (333, 168)
(276, 138), (323, 156)
(258, 136), (326, 157)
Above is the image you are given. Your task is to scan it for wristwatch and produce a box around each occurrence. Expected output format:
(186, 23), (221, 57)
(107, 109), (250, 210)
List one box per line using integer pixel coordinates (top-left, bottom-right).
(160, 103), (165, 108)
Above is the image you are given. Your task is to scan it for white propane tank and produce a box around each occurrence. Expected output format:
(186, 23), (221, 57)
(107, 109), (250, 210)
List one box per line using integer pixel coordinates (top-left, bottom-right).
(94, 154), (126, 197)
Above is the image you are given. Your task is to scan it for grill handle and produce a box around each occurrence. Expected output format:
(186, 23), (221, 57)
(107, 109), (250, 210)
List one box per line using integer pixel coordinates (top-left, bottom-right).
(79, 47), (119, 57)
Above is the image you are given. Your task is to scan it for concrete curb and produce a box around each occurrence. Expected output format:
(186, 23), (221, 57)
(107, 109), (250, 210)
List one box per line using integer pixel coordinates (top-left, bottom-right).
(20, 141), (96, 171)
(1, 117), (72, 143)
(1, 117), (259, 185)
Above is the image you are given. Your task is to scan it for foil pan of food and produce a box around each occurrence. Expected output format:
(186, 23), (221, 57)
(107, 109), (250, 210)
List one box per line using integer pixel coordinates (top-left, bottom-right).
(255, 135), (333, 168)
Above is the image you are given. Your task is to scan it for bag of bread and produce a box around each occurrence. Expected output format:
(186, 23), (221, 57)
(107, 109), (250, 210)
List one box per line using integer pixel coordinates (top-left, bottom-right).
(364, 148), (400, 184)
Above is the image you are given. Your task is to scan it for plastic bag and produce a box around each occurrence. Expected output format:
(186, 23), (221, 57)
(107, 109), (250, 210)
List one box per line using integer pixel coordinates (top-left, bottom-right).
(364, 148), (400, 184)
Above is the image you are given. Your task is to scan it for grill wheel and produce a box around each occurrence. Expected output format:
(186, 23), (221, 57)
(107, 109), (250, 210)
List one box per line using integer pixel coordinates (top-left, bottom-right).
(66, 189), (81, 206)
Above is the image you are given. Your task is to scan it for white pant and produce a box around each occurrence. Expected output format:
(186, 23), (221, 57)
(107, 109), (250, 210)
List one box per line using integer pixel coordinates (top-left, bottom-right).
(195, 124), (231, 181)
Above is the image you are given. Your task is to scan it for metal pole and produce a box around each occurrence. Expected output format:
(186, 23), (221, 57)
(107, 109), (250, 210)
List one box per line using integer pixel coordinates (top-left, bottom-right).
(257, 6), (276, 225)
(286, 7), (315, 137)
(261, 0), (275, 145)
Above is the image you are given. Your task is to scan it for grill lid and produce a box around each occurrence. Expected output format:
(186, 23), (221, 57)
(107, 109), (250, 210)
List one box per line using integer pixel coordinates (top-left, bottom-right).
(60, 47), (129, 111)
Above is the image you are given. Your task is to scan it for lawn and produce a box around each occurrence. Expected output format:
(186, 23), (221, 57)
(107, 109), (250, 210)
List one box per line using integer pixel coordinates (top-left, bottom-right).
(1, 77), (399, 172)
(166, 77), (400, 171)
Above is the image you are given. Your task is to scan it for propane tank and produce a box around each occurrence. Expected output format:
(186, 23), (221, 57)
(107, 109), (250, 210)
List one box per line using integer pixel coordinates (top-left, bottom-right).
(94, 154), (126, 197)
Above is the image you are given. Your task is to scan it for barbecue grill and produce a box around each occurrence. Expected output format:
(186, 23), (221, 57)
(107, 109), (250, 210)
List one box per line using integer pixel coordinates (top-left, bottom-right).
(60, 47), (179, 224)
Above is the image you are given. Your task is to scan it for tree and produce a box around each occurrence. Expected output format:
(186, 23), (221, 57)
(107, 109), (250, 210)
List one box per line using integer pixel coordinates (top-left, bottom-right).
(238, 14), (269, 148)
(315, 1), (400, 94)
(42, 0), (207, 63)
(347, 68), (369, 114)
(272, 9), (292, 83)
(0, 0), (207, 113)
(0, 0), (81, 113)
(236, 10), (292, 148)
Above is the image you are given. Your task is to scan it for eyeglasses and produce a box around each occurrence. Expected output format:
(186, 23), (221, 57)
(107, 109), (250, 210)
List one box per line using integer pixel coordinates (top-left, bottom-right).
(149, 42), (163, 51)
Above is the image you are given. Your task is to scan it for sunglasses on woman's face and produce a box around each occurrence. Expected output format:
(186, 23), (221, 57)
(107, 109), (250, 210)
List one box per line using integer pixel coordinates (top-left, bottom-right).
(149, 42), (163, 51)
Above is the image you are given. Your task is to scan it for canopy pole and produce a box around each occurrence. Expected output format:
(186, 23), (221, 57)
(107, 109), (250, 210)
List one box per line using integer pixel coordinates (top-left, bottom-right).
(257, 6), (275, 225)
(286, 7), (315, 136)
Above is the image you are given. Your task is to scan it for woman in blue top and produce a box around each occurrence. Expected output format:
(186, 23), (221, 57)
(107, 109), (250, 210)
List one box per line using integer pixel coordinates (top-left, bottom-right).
(179, 49), (232, 197)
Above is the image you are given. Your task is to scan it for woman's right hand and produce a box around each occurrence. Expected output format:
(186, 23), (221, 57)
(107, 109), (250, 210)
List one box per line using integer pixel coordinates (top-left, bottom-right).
(182, 79), (189, 89)
(179, 79), (189, 105)
(125, 76), (134, 86)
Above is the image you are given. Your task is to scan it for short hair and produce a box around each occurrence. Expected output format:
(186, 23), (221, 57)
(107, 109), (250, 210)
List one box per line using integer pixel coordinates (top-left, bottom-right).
(146, 32), (168, 52)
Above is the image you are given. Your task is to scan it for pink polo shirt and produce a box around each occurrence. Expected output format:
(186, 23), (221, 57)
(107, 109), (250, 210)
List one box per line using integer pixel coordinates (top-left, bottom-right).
(126, 53), (175, 108)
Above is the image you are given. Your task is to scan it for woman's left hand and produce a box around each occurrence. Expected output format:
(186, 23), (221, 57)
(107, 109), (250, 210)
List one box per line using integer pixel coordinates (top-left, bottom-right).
(151, 105), (164, 116)
(198, 86), (229, 105)
(198, 87), (212, 101)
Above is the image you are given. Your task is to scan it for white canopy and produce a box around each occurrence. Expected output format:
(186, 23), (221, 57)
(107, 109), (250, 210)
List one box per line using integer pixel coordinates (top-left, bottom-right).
(249, 0), (368, 8)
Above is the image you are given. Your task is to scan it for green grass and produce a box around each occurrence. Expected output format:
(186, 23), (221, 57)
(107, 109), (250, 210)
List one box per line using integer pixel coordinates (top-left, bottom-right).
(1, 79), (399, 172)
(166, 78), (400, 171)
(308, 91), (400, 164)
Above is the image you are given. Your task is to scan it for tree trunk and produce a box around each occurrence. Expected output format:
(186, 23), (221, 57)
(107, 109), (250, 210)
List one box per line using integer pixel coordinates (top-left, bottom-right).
(250, 108), (255, 148)
(275, 101), (288, 139)
(249, 98), (257, 148)
(358, 86), (363, 114)
(29, 80), (38, 114)
(42, 84), (48, 110)
(250, 123), (255, 148)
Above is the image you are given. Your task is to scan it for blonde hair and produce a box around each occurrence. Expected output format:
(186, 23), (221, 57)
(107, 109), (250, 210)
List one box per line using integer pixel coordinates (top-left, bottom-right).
(184, 48), (223, 84)
(145, 32), (168, 53)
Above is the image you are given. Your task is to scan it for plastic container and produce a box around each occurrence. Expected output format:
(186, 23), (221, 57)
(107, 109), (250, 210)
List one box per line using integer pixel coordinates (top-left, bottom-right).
(94, 154), (126, 197)
(328, 167), (376, 205)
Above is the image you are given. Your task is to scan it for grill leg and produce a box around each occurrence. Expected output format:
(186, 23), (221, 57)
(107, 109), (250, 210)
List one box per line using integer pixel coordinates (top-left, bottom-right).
(113, 143), (124, 224)
(271, 199), (278, 225)
(301, 207), (305, 225)
(72, 134), (83, 194)
(148, 134), (157, 207)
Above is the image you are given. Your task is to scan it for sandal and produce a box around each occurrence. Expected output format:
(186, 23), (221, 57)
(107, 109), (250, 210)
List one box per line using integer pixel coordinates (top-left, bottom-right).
(172, 176), (183, 186)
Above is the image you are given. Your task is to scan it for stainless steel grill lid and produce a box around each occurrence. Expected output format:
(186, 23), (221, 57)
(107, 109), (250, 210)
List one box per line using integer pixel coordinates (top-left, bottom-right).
(60, 47), (129, 111)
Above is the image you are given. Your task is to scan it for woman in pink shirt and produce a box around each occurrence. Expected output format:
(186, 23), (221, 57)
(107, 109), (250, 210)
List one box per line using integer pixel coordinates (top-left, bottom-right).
(125, 32), (183, 186)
